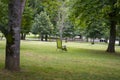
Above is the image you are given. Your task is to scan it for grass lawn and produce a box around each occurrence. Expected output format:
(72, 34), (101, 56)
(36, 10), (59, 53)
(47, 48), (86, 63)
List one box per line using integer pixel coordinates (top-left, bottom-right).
(0, 40), (120, 80)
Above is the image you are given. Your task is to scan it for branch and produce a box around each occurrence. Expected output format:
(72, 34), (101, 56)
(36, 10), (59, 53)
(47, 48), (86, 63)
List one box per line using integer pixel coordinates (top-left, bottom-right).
(21, 0), (26, 14)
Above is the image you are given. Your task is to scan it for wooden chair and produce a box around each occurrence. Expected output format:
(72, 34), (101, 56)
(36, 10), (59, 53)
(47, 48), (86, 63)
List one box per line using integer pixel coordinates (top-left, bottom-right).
(56, 39), (67, 51)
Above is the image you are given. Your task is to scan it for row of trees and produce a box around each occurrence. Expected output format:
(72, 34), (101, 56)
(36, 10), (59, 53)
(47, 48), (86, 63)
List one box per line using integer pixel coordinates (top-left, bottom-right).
(69, 0), (120, 53)
(0, 0), (120, 71)
(0, 0), (74, 71)
(20, 0), (78, 41)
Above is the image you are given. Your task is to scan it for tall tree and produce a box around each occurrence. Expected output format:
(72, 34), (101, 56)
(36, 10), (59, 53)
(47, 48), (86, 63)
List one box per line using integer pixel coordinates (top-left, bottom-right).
(85, 20), (105, 44)
(28, 0), (60, 37)
(0, 0), (26, 71)
(104, 0), (120, 53)
(31, 11), (53, 41)
(21, 2), (33, 40)
(70, 0), (120, 53)
(5, 0), (26, 71)
(63, 21), (75, 39)
(57, 0), (69, 40)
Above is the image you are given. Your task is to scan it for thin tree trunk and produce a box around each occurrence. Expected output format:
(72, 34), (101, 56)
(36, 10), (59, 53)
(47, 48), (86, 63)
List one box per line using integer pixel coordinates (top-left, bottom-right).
(105, 38), (108, 43)
(86, 37), (89, 42)
(106, 20), (116, 53)
(23, 34), (26, 40)
(65, 37), (67, 43)
(21, 33), (24, 40)
(21, 33), (26, 40)
(118, 38), (120, 46)
(41, 34), (44, 41)
(91, 38), (95, 45)
(21, 0), (26, 13)
(5, 0), (25, 71)
(60, 29), (63, 40)
(45, 34), (48, 41)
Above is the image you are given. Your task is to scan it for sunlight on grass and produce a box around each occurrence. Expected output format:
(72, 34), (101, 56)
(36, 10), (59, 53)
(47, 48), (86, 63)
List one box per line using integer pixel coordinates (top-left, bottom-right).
(0, 40), (120, 80)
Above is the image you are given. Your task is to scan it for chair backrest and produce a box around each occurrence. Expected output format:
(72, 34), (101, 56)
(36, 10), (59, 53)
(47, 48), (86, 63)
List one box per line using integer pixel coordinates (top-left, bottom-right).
(56, 39), (62, 49)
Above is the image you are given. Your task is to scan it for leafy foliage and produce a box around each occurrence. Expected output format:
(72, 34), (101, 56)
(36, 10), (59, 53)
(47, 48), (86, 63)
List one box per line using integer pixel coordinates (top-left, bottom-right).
(21, 3), (34, 35)
(0, 0), (8, 28)
(31, 11), (53, 35)
(63, 22), (75, 38)
(85, 20), (106, 39)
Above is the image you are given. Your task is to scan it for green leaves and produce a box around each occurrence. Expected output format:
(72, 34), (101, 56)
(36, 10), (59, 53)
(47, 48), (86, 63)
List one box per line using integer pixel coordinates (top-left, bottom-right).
(21, 3), (34, 34)
(31, 11), (53, 35)
(0, 0), (8, 25)
(115, 0), (120, 8)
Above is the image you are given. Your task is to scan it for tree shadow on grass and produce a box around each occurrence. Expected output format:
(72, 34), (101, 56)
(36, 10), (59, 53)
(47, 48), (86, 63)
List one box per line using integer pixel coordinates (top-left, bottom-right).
(72, 47), (120, 57)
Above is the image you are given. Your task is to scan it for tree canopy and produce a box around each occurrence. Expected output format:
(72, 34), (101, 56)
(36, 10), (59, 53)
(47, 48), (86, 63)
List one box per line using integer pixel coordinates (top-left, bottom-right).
(69, 0), (120, 52)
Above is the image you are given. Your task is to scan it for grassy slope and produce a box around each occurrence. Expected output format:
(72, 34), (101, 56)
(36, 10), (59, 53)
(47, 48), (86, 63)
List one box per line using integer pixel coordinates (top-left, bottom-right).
(0, 40), (120, 80)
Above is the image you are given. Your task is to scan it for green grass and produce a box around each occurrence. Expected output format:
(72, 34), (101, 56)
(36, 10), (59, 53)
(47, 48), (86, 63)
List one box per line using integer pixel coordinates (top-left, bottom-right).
(0, 40), (120, 80)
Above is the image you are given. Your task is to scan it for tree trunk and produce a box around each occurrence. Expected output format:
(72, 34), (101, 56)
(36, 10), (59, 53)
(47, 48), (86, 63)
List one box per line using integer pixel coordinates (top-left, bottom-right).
(21, 33), (23, 40)
(41, 34), (44, 41)
(21, 33), (26, 40)
(5, 0), (25, 71)
(45, 34), (48, 41)
(24, 34), (26, 40)
(106, 20), (116, 53)
(5, 36), (20, 71)
(91, 38), (95, 45)
(86, 37), (89, 42)
(65, 37), (68, 43)
(59, 28), (63, 40)
(105, 38), (108, 43)
(21, 0), (26, 13)
(118, 38), (120, 46)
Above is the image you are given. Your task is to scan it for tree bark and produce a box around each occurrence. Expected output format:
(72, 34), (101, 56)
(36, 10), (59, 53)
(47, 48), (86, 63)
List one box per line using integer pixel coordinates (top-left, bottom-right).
(106, 20), (116, 53)
(5, 0), (25, 71)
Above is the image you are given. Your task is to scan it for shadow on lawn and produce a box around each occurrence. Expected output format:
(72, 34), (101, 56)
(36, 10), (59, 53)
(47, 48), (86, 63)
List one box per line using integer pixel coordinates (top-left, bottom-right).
(73, 47), (120, 57)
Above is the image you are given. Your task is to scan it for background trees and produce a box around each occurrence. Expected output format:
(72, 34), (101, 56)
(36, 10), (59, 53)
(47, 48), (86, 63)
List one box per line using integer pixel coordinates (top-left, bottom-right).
(85, 21), (105, 44)
(21, 3), (34, 40)
(10, 0), (120, 53)
(31, 11), (53, 41)
(0, 0), (120, 72)
(69, 0), (120, 53)
(0, 0), (26, 71)
(103, 0), (120, 53)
